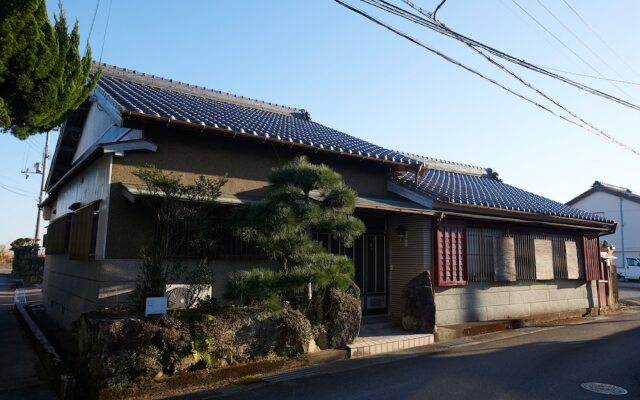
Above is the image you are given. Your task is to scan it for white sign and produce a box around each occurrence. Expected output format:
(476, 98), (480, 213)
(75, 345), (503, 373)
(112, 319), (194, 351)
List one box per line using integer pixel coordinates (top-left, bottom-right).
(145, 297), (167, 317)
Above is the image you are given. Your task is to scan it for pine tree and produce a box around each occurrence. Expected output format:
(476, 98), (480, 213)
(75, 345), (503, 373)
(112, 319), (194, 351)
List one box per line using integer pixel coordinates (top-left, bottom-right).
(0, 0), (99, 139)
(232, 156), (365, 272)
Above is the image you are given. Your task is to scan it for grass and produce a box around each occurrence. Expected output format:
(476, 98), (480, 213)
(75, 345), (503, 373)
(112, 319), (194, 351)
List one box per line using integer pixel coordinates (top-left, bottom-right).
(99, 357), (308, 400)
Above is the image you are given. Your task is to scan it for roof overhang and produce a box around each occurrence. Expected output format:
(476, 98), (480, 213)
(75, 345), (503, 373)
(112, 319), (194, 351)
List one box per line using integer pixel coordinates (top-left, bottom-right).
(121, 111), (425, 176)
(433, 203), (616, 233)
(122, 183), (434, 216)
(42, 139), (158, 207)
(121, 183), (260, 205)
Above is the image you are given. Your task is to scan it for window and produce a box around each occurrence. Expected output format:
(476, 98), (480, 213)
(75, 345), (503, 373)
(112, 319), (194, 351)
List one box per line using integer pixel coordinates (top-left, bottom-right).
(69, 202), (100, 260)
(467, 228), (502, 282)
(435, 222), (467, 286)
(44, 215), (70, 255)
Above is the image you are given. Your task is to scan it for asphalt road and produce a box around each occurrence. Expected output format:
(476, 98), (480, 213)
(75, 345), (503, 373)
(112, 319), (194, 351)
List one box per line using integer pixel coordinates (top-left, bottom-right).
(0, 266), (56, 400)
(618, 280), (640, 300)
(194, 309), (640, 400)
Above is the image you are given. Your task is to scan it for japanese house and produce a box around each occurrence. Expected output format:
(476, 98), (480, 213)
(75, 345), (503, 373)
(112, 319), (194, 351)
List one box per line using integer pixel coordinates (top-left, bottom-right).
(42, 64), (616, 328)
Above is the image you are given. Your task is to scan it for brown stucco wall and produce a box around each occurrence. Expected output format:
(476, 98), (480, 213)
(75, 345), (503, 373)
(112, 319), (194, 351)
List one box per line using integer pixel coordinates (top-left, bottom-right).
(105, 126), (391, 258)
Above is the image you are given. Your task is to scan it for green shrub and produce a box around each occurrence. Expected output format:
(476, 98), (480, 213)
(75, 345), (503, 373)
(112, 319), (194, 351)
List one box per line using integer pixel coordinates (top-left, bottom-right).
(128, 345), (162, 380)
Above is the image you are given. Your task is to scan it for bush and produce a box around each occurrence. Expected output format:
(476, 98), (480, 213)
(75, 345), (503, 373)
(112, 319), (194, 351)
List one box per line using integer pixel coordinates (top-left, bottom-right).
(0, 244), (13, 264)
(10, 237), (43, 283)
(74, 305), (317, 388)
(279, 306), (313, 356)
(128, 345), (162, 380)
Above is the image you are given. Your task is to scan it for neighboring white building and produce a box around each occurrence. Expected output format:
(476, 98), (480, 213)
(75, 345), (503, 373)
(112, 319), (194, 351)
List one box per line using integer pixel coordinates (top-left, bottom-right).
(567, 181), (637, 264)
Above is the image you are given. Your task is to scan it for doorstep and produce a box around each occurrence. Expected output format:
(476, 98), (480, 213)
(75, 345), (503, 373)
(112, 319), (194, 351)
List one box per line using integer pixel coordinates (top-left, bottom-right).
(346, 333), (434, 358)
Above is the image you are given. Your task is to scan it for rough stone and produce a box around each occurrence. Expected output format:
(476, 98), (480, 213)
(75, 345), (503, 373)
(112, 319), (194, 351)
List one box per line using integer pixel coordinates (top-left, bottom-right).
(402, 271), (436, 333)
(326, 284), (361, 348)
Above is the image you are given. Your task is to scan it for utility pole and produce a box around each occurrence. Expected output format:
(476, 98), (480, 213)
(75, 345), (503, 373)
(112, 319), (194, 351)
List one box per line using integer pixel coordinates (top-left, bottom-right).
(22, 132), (50, 242)
(35, 131), (50, 242)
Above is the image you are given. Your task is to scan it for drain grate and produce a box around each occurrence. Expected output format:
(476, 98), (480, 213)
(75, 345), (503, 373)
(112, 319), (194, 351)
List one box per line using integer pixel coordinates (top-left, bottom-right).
(581, 382), (628, 395)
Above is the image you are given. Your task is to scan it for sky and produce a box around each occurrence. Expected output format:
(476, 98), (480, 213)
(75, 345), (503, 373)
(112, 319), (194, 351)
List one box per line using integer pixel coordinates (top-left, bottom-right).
(1, 0), (640, 244)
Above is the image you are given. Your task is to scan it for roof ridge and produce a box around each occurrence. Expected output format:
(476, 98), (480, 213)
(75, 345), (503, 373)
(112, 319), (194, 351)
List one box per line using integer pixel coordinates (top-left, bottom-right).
(92, 62), (310, 119)
(593, 180), (632, 193)
(398, 151), (489, 176)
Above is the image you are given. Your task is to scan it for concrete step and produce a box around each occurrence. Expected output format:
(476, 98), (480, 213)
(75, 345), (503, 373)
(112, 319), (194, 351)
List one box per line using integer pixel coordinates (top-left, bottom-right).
(359, 316), (400, 335)
(346, 333), (434, 358)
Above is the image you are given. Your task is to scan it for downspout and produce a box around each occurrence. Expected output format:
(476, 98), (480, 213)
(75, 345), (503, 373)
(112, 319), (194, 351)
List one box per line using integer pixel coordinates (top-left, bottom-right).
(619, 196), (626, 269)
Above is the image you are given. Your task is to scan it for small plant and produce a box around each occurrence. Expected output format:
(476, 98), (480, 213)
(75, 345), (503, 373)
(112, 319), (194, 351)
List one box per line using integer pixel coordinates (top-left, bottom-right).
(129, 165), (227, 312)
(191, 337), (214, 369)
(0, 244), (13, 264)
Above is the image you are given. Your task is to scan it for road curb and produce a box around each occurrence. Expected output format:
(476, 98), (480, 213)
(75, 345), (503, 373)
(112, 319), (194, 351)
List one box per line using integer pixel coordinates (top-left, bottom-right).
(14, 303), (75, 399)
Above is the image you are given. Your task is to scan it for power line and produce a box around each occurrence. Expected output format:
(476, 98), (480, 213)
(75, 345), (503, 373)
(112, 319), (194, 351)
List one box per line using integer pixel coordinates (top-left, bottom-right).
(533, 65), (640, 86)
(561, 0), (640, 80)
(99, 0), (113, 62)
(510, 0), (631, 100)
(87, 0), (101, 43)
(532, 0), (634, 100)
(337, 0), (640, 157)
(334, 2), (603, 139)
(401, 1), (640, 156)
(365, 0), (640, 113)
(0, 184), (36, 198)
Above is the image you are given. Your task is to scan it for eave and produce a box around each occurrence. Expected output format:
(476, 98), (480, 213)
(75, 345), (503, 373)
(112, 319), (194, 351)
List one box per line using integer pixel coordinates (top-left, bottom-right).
(41, 139), (158, 207)
(121, 110), (425, 176)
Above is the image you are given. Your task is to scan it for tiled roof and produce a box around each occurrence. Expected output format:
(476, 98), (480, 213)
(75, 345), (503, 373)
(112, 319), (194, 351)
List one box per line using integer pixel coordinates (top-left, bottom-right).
(90, 64), (611, 225)
(94, 63), (418, 166)
(394, 170), (612, 223)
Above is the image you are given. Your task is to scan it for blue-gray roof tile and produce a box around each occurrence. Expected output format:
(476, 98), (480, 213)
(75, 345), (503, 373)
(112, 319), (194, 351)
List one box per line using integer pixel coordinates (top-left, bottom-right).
(395, 170), (612, 223)
(95, 64), (417, 166)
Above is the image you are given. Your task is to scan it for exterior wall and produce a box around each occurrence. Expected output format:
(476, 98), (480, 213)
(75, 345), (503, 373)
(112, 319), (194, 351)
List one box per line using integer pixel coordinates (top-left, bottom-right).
(73, 102), (115, 162)
(72, 102), (117, 163)
(106, 128), (390, 259)
(388, 215), (432, 318)
(47, 154), (112, 259)
(434, 280), (598, 325)
(43, 255), (102, 329)
(43, 253), (275, 329)
(570, 191), (640, 262)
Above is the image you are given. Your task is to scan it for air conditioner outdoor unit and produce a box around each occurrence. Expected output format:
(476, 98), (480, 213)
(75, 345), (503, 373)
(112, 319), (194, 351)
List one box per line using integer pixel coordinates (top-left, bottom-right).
(165, 284), (212, 310)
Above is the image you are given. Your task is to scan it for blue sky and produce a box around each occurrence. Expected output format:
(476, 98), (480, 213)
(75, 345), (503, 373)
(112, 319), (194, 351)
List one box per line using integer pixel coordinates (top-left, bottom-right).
(1, 0), (640, 244)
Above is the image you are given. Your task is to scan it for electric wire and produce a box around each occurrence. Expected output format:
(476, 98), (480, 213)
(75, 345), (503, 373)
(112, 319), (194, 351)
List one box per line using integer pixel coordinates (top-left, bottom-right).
(368, 0), (640, 113)
(87, 0), (101, 43)
(432, 0), (447, 20)
(0, 184), (36, 198)
(99, 0), (113, 62)
(400, 1), (640, 156)
(531, 0), (634, 100)
(561, 0), (640, 80)
(333, 1), (596, 136)
(533, 66), (640, 86)
(337, 0), (640, 156)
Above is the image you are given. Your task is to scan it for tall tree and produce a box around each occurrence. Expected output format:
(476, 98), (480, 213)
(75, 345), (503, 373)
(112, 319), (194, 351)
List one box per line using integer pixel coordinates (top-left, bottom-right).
(0, 0), (98, 139)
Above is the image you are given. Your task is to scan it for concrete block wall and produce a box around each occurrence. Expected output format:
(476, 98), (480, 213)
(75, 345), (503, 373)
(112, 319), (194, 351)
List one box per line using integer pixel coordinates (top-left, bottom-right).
(43, 255), (275, 329)
(434, 280), (598, 325)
